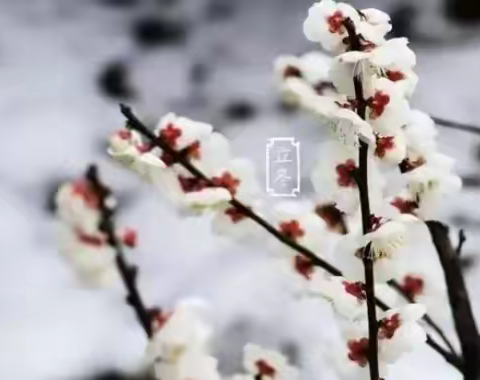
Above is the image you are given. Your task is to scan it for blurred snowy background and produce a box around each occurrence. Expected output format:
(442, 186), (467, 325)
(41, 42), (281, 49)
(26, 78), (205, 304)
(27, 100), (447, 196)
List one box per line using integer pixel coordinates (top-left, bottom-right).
(1, 0), (480, 379)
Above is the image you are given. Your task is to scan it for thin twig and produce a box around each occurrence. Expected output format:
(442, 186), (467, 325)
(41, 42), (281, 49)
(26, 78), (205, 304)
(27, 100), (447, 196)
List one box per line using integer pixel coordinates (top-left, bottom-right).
(426, 221), (480, 380)
(119, 104), (463, 372)
(457, 229), (467, 256)
(433, 117), (480, 137)
(86, 165), (153, 338)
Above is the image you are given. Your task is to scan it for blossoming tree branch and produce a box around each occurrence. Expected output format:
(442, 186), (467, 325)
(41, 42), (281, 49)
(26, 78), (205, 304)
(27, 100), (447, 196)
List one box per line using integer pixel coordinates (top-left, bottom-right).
(53, 1), (480, 380)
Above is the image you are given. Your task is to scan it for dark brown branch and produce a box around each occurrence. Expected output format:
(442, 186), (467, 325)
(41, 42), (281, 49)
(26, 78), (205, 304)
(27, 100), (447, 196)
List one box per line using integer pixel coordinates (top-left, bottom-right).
(119, 104), (463, 372)
(86, 165), (153, 338)
(457, 229), (467, 256)
(426, 221), (480, 380)
(432, 116), (480, 137)
(343, 15), (380, 379)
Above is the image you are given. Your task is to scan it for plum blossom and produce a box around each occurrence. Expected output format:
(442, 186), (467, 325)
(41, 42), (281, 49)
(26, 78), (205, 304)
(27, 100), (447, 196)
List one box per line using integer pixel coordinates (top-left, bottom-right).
(335, 213), (419, 282)
(377, 304), (427, 362)
(303, 0), (362, 53)
(242, 344), (299, 380)
(108, 113), (262, 214)
(274, 51), (336, 106)
(55, 178), (138, 286)
(146, 299), (220, 380)
(311, 141), (383, 215)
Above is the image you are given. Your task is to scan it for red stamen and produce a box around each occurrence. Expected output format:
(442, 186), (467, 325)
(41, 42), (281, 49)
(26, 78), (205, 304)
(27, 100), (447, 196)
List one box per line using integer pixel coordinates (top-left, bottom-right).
(256, 360), (276, 377)
(212, 172), (241, 196)
(391, 197), (418, 215)
(379, 313), (402, 339)
(294, 255), (315, 280)
(224, 206), (247, 223)
(327, 10), (345, 34)
(386, 70), (406, 82)
(118, 129), (132, 140)
(336, 159), (357, 187)
(367, 91), (390, 119)
(178, 175), (209, 193)
(348, 338), (369, 367)
(343, 281), (367, 301)
(76, 229), (104, 247)
(72, 180), (100, 209)
(375, 136), (395, 158)
(400, 275), (424, 301)
(122, 229), (138, 248)
(279, 220), (305, 241)
(160, 124), (182, 148)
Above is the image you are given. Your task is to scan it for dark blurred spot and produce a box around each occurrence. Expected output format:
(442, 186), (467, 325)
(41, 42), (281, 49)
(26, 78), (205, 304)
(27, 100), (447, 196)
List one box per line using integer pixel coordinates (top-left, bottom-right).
(131, 17), (187, 49)
(281, 341), (300, 366)
(189, 62), (211, 85)
(461, 175), (480, 188)
(88, 371), (155, 380)
(206, 0), (236, 22)
(97, 0), (139, 8)
(98, 61), (135, 100)
(460, 255), (476, 272)
(277, 99), (299, 114)
(154, 0), (177, 6)
(445, 0), (480, 23)
(389, 4), (416, 39)
(223, 100), (257, 121)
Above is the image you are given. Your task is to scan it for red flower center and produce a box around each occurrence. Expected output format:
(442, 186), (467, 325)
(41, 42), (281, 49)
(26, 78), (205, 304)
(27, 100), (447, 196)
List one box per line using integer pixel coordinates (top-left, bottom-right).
(401, 275), (424, 300)
(118, 129), (132, 140)
(122, 228), (138, 248)
(367, 91), (390, 119)
(178, 175), (209, 193)
(343, 281), (367, 301)
(76, 229), (105, 247)
(294, 255), (315, 280)
(315, 203), (347, 234)
(256, 360), (276, 377)
(72, 180), (100, 209)
(370, 214), (383, 232)
(336, 159), (357, 187)
(283, 65), (302, 79)
(379, 313), (402, 339)
(279, 219), (305, 241)
(348, 338), (369, 367)
(160, 124), (182, 148)
(327, 10), (345, 34)
(375, 136), (395, 158)
(391, 197), (418, 215)
(399, 157), (426, 173)
(224, 206), (247, 223)
(386, 70), (406, 82)
(212, 171), (241, 196)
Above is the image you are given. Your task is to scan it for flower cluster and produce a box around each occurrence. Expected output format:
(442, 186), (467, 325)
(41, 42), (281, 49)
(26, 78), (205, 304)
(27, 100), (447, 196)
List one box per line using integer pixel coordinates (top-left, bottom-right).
(102, 0), (464, 379)
(55, 176), (137, 286)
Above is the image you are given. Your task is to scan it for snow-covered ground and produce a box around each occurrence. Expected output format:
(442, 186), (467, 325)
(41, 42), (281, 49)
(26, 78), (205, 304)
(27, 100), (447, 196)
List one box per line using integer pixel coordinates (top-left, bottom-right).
(0, 0), (479, 379)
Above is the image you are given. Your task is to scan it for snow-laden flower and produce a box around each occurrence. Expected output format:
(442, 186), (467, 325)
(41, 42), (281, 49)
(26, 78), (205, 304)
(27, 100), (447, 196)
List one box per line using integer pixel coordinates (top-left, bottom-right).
(146, 299), (219, 380)
(58, 225), (119, 286)
(402, 109), (438, 163)
(363, 77), (410, 136)
(331, 38), (417, 99)
(110, 113), (264, 214)
(268, 202), (330, 277)
(335, 213), (419, 282)
(303, 1), (363, 53)
(274, 51), (336, 106)
(392, 163), (462, 220)
(360, 8), (392, 38)
(154, 350), (221, 380)
(242, 344), (299, 380)
(377, 304), (427, 362)
(374, 130), (407, 165)
(311, 141), (383, 215)
(309, 275), (368, 320)
(56, 179), (102, 235)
